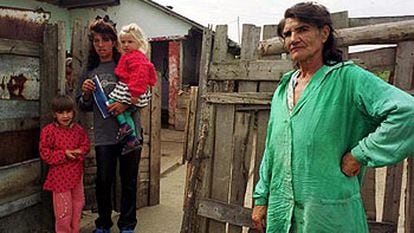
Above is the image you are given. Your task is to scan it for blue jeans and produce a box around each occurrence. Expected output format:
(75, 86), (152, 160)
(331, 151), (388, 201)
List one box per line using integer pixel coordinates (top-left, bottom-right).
(94, 144), (141, 230)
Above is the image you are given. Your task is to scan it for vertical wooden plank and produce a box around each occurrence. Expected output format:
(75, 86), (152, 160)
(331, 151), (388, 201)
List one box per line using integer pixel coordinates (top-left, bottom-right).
(40, 24), (59, 126)
(212, 25), (228, 63)
(382, 164), (403, 224)
(260, 25), (280, 92)
(194, 27), (215, 233)
(331, 11), (349, 60)
(239, 26), (265, 214)
(255, 26), (278, 193)
(140, 100), (151, 136)
(239, 24), (261, 91)
(140, 88), (151, 210)
(394, 41), (414, 91)
(406, 158), (414, 233)
(261, 24), (280, 61)
(181, 27), (214, 233)
(229, 24), (262, 233)
(198, 104), (216, 233)
(57, 21), (66, 95)
(208, 105), (235, 233)
(149, 72), (162, 206)
(240, 24), (261, 61)
(262, 25), (278, 40)
(71, 18), (97, 210)
(228, 112), (254, 233)
(212, 25), (233, 92)
(39, 23), (58, 231)
(71, 18), (90, 93)
(361, 168), (376, 220)
(393, 40), (414, 233)
(183, 87), (199, 162)
(207, 24), (235, 233)
(253, 110), (269, 190)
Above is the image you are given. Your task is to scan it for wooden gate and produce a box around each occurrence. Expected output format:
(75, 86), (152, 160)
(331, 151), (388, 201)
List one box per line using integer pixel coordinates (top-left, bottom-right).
(0, 8), (65, 232)
(182, 14), (414, 233)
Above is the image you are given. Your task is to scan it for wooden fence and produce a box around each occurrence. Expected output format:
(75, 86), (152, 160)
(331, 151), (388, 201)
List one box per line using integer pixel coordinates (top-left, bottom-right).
(182, 13), (414, 233)
(0, 13), (64, 231)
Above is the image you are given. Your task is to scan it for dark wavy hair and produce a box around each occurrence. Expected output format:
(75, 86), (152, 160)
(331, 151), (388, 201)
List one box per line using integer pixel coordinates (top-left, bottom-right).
(277, 2), (343, 66)
(87, 15), (121, 70)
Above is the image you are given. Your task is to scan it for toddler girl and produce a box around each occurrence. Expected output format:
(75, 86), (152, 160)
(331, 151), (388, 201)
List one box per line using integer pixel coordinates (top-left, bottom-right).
(109, 23), (157, 153)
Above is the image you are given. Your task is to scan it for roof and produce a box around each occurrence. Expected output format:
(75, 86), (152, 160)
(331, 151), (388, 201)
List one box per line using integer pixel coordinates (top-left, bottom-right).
(38, 0), (206, 31)
(140, 0), (206, 31)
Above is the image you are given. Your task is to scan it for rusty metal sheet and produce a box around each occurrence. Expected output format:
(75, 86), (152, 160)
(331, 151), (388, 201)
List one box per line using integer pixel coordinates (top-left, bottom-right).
(0, 7), (50, 23)
(0, 7), (49, 42)
(0, 55), (40, 100)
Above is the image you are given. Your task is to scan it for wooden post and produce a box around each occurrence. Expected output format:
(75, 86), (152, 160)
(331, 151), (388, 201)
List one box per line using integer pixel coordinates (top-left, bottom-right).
(39, 22), (59, 231)
(183, 86), (199, 162)
(180, 27), (214, 233)
(149, 71), (161, 206)
(71, 18), (97, 210)
(332, 11), (349, 59)
(57, 21), (66, 94)
(205, 24), (235, 233)
(407, 158), (414, 233)
(393, 40), (414, 233)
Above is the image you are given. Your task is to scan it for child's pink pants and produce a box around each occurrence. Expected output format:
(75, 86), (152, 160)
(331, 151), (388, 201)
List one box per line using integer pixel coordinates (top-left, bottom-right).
(52, 178), (84, 233)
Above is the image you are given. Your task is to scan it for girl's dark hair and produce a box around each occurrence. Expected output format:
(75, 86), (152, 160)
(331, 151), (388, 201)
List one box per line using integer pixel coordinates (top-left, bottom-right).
(277, 2), (343, 65)
(51, 94), (75, 113)
(87, 16), (121, 69)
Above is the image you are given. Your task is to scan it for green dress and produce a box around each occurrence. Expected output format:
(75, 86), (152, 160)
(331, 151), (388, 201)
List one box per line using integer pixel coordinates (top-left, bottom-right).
(253, 61), (414, 233)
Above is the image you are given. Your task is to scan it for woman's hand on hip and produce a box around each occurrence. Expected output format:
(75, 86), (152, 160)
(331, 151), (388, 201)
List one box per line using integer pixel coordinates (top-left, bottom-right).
(252, 205), (267, 233)
(341, 152), (361, 177)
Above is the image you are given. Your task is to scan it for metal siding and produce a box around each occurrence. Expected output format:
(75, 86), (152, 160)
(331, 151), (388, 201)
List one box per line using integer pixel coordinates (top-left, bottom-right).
(0, 55), (40, 101)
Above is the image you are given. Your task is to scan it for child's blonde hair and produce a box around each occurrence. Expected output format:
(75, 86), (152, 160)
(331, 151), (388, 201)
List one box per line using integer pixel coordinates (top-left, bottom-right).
(119, 23), (149, 53)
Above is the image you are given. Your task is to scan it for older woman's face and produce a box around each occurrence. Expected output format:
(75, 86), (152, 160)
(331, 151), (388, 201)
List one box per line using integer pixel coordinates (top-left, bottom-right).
(282, 18), (329, 64)
(92, 33), (115, 62)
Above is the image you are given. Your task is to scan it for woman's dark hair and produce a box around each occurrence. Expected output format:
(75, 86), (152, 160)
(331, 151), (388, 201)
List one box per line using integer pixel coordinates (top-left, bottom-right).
(277, 2), (343, 65)
(87, 16), (121, 69)
(51, 94), (75, 113)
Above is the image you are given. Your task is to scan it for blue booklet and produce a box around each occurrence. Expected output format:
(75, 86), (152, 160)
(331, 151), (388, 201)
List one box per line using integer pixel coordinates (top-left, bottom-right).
(92, 75), (111, 119)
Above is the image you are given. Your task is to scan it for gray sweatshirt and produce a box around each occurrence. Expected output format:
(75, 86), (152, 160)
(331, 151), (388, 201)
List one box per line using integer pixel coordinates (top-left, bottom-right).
(76, 61), (142, 146)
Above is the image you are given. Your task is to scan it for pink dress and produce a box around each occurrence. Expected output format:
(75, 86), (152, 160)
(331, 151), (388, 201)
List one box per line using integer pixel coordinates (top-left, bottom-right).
(39, 123), (90, 192)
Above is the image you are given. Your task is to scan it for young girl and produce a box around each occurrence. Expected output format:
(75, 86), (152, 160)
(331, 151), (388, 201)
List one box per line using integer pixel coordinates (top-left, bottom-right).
(108, 23), (157, 153)
(39, 94), (90, 233)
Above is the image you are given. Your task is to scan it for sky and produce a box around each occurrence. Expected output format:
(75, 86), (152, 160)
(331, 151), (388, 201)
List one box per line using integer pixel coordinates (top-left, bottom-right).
(154, 0), (414, 43)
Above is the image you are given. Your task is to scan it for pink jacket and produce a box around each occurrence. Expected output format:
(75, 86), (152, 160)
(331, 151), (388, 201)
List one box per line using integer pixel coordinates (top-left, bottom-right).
(114, 50), (157, 97)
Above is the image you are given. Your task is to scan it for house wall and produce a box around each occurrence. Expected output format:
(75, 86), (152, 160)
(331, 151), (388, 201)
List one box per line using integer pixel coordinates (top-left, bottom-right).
(69, 0), (193, 39)
(0, 0), (195, 49)
(0, 0), (71, 47)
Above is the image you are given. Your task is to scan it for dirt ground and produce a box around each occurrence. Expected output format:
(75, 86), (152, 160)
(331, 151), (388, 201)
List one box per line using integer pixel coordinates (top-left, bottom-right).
(80, 128), (186, 233)
(79, 128), (407, 233)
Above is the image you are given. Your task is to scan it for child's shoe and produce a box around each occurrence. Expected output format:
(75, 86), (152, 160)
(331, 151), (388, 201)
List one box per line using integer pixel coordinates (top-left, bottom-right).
(121, 136), (141, 155)
(120, 230), (134, 233)
(93, 228), (111, 233)
(116, 124), (133, 142)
